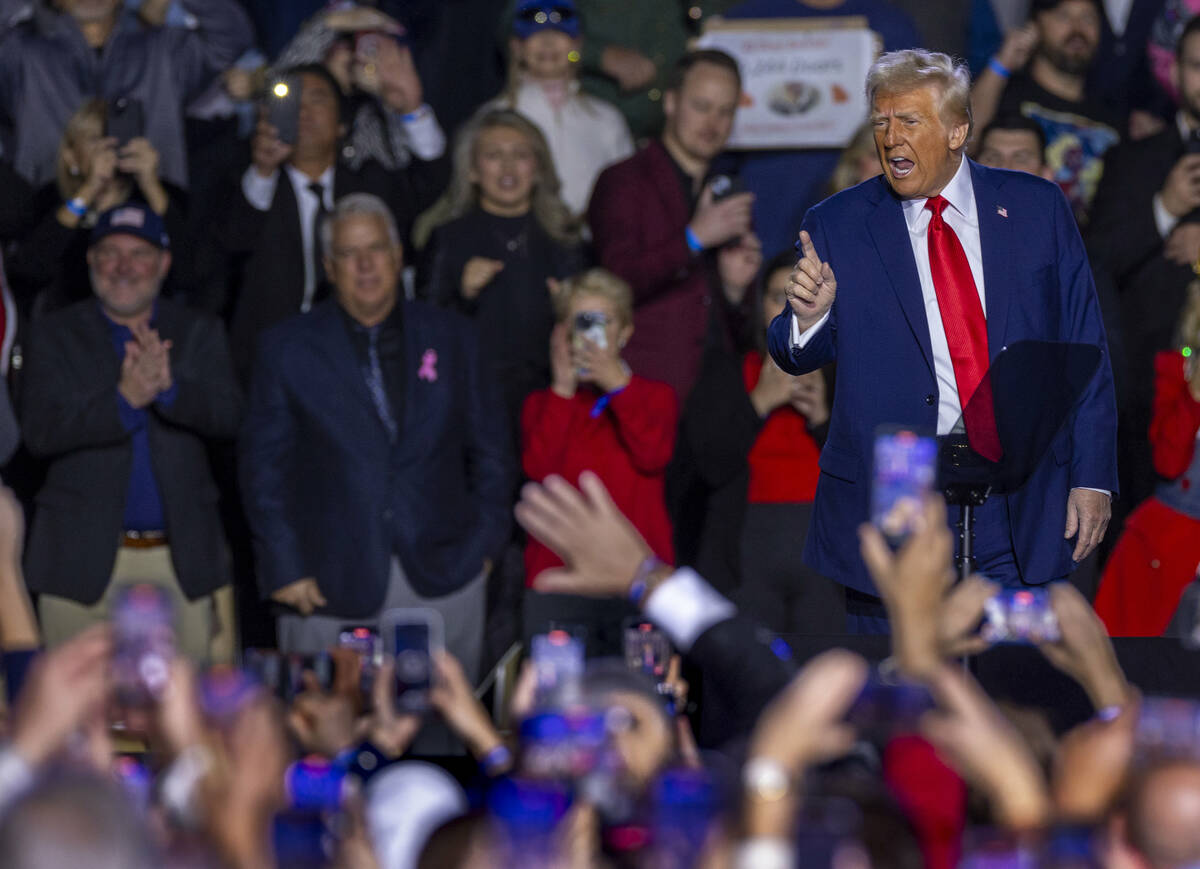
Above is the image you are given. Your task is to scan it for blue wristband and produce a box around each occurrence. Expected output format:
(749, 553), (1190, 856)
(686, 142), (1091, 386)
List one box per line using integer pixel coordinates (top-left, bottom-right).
(65, 197), (87, 218)
(987, 57), (1011, 79)
(684, 225), (704, 254)
(480, 744), (512, 776)
(628, 555), (666, 606)
(401, 104), (429, 123)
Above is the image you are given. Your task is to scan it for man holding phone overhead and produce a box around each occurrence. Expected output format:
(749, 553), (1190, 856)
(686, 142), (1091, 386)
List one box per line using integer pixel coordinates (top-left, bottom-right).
(225, 61), (445, 377)
(767, 50), (1117, 632)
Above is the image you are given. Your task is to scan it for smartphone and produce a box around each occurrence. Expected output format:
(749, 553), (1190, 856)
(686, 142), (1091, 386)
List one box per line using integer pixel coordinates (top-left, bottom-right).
(114, 754), (153, 816)
(338, 626), (382, 699)
(573, 311), (608, 351)
(981, 589), (1061, 644)
(1134, 697), (1200, 762)
(106, 96), (145, 148)
(709, 173), (744, 202)
(531, 629), (585, 702)
(111, 584), (175, 707)
(380, 608), (443, 713)
(623, 620), (675, 712)
(243, 648), (286, 698)
(870, 427), (938, 547)
(199, 665), (260, 729)
(846, 674), (935, 739)
(265, 74), (302, 145)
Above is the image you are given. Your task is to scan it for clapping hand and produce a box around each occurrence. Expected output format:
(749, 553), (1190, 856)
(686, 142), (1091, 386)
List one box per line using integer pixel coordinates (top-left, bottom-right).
(118, 322), (172, 409)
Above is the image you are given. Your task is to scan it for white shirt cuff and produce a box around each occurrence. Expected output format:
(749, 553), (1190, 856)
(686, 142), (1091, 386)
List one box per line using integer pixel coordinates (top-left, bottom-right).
(393, 104), (446, 161)
(0, 746), (35, 813)
(1153, 193), (1181, 238)
(733, 838), (795, 869)
(643, 567), (736, 653)
(790, 310), (830, 350)
(241, 165), (279, 212)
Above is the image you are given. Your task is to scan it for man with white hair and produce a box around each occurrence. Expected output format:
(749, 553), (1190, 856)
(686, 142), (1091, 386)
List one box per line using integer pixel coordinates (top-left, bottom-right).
(767, 49), (1117, 631)
(239, 193), (514, 676)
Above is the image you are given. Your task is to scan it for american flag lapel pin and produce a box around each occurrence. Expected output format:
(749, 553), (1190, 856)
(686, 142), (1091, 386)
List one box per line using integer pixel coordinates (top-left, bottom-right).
(996, 205), (1008, 218)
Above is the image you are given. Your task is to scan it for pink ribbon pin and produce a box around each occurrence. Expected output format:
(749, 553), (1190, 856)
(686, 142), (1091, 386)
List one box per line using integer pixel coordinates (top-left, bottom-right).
(418, 348), (438, 382)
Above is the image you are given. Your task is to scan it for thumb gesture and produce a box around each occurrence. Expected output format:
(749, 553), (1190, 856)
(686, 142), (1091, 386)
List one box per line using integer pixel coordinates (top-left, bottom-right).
(787, 230), (837, 330)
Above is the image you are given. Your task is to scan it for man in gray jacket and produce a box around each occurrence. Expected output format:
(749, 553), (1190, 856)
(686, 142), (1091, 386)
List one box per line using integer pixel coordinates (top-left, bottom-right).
(0, 0), (252, 190)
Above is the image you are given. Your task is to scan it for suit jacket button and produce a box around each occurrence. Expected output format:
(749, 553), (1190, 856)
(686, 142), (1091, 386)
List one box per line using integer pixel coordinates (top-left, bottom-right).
(924, 394), (935, 406)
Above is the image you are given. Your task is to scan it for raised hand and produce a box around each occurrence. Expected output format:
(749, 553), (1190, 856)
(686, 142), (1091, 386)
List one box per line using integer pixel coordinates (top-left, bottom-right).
(749, 356), (795, 418)
(787, 231), (836, 331)
(1160, 154), (1200, 218)
(994, 22), (1039, 74)
(549, 323), (577, 399)
(689, 184), (754, 250)
(515, 471), (654, 596)
(251, 116), (292, 178)
(461, 256), (505, 300)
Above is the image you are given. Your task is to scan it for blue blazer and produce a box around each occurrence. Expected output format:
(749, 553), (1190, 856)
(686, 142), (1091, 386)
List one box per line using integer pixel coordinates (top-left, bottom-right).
(767, 160), (1118, 595)
(239, 298), (515, 617)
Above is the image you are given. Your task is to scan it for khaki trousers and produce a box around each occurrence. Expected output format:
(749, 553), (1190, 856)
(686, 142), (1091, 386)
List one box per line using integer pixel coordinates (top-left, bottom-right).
(38, 545), (231, 664)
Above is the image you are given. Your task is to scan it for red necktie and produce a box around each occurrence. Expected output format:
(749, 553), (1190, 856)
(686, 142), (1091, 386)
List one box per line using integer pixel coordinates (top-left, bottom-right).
(925, 195), (1002, 461)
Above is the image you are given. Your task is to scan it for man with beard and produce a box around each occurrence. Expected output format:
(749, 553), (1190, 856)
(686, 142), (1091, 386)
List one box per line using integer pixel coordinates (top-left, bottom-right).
(588, 49), (760, 400)
(969, 0), (1121, 223)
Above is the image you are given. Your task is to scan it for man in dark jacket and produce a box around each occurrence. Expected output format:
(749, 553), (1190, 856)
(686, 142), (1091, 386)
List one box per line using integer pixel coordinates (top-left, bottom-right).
(239, 193), (513, 677)
(21, 204), (243, 660)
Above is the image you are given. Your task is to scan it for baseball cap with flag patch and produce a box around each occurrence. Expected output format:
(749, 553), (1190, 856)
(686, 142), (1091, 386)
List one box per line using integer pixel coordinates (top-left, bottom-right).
(90, 203), (170, 250)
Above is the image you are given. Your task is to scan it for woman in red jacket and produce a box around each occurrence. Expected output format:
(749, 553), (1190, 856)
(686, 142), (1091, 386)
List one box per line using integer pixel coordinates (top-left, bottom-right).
(1094, 282), (1200, 635)
(522, 268), (677, 586)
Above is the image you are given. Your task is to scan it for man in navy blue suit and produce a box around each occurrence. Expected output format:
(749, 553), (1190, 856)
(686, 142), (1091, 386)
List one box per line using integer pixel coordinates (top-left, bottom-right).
(767, 49), (1117, 631)
(240, 193), (514, 674)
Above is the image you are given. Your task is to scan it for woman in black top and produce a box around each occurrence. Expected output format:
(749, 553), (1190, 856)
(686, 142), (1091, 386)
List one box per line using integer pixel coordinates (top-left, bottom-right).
(419, 109), (584, 429)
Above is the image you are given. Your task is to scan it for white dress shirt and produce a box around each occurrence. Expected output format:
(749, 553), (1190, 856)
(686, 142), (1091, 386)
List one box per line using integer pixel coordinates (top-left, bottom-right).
(241, 163), (335, 312)
(643, 567), (736, 653)
(793, 157), (984, 435)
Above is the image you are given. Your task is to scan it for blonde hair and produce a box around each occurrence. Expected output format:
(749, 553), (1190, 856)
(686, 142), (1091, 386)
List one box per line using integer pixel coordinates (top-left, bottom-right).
(1180, 281), (1200, 349)
(866, 49), (973, 143)
(552, 268), (633, 327)
(56, 99), (107, 199)
(827, 122), (880, 195)
(439, 108), (580, 245)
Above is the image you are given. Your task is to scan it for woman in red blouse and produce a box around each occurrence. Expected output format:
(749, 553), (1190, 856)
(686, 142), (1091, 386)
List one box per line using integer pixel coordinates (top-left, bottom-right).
(1094, 283), (1200, 635)
(521, 268), (677, 586)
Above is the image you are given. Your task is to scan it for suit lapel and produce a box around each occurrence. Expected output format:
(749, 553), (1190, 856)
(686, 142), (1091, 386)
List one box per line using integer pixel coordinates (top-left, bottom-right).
(309, 303), (377, 417)
(865, 187), (935, 376)
(399, 304), (425, 438)
(972, 161), (1013, 357)
(275, 173), (307, 312)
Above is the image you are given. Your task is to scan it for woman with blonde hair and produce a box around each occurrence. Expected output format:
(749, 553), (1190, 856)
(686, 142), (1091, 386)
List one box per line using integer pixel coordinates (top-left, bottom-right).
(9, 99), (188, 314)
(419, 108), (584, 428)
(521, 268), (676, 587)
(1094, 281), (1200, 635)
